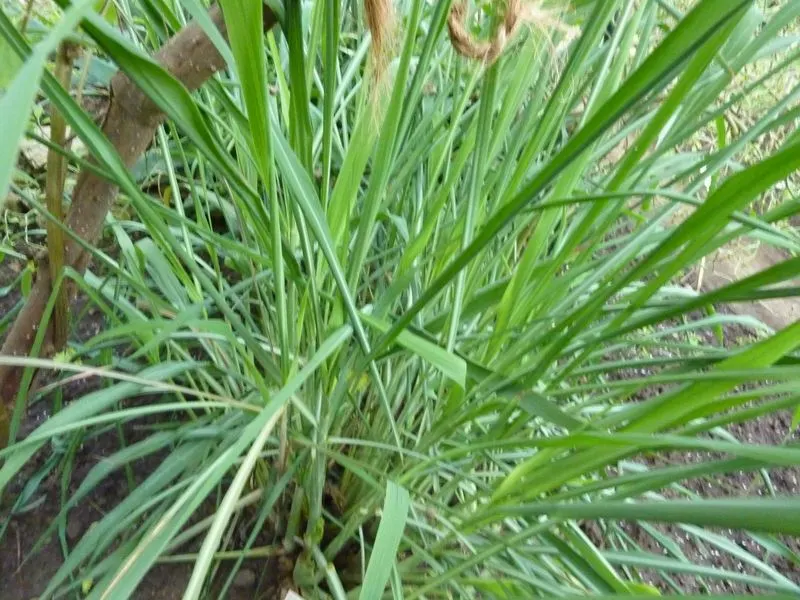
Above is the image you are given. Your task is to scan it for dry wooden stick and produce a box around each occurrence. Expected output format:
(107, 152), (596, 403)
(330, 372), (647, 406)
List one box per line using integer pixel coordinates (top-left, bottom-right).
(0, 5), (278, 441)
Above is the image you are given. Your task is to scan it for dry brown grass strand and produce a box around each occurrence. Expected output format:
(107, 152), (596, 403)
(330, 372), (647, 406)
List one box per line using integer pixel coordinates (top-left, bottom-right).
(447, 0), (572, 65)
(364, 0), (397, 103)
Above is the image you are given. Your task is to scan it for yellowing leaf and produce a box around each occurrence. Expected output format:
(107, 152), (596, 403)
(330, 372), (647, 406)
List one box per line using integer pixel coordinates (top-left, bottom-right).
(81, 578), (93, 595)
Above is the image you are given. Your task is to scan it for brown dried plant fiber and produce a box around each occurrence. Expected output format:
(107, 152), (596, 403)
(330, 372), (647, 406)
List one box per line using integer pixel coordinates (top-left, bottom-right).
(447, 0), (571, 64)
(364, 0), (398, 106)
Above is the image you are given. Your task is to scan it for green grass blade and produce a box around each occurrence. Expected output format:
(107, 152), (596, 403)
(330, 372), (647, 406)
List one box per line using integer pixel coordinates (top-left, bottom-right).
(496, 498), (800, 537)
(358, 481), (410, 600)
(0, 0), (94, 206)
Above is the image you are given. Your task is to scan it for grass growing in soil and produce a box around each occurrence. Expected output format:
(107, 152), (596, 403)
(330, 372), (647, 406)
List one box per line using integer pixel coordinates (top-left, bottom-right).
(1, 0), (800, 598)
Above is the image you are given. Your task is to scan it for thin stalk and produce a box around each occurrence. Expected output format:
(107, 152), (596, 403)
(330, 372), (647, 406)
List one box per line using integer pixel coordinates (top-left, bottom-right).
(45, 41), (78, 352)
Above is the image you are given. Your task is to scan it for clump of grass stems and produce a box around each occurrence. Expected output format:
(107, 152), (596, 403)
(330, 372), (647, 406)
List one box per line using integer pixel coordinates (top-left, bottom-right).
(1, 0), (800, 598)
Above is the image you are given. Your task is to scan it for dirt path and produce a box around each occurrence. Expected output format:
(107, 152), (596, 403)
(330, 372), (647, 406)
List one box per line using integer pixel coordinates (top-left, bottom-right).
(689, 244), (800, 331)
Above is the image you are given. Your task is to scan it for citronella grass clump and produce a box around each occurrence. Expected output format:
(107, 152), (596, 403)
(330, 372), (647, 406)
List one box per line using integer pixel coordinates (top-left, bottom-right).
(1, 1), (800, 598)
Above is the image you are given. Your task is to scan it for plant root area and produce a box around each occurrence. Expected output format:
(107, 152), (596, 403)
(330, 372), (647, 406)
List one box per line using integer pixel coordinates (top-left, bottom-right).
(1, 258), (799, 597)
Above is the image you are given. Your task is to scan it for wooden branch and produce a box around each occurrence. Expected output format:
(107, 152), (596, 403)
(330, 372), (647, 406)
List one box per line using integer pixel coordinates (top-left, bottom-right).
(0, 5), (278, 437)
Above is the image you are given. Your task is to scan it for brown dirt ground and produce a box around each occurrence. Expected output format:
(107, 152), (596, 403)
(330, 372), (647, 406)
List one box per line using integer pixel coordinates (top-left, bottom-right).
(0, 383), (290, 600)
(619, 410), (800, 594)
(686, 244), (800, 332)
(602, 239), (800, 592)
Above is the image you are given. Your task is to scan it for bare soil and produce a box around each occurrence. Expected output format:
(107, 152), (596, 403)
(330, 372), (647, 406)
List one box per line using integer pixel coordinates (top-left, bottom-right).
(0, 382), (288, 600)
(687, 244), (800, 332)
(622, 409), (800, 594)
